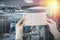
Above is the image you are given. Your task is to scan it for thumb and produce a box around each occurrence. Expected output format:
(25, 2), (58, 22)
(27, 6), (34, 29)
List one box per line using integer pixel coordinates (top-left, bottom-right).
(16, 18), (24, 26)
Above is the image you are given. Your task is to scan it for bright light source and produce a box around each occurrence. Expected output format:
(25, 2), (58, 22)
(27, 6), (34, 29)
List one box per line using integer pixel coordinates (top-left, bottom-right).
(47, 0), (58, 11)
(49, 2), (57, 10)
(45, 0), (58, 16)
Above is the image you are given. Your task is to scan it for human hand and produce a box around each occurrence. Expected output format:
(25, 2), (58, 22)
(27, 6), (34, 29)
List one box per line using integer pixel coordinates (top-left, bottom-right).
(47, 18), (60, 39)
(16, 19), (24, 40)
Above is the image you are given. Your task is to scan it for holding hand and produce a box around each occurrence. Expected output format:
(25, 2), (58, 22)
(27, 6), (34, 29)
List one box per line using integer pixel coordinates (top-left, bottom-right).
(47, 18), (60, 39)
(16, 19), (24, 40)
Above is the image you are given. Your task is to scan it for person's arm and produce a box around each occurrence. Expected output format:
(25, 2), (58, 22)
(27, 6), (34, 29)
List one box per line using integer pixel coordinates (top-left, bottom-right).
(16, 19), (24, 40)
(47, 18), (60, 40)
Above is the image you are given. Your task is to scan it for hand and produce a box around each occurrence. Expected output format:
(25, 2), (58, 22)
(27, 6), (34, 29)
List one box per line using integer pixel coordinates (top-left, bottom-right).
(15, 18), (60, 40)
(16, 19), (24, 40)
(47, 18), (60, 39)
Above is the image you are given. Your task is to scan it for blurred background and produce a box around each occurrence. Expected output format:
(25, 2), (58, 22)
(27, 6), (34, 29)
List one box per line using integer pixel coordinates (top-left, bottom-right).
(0, 0), (60, 40)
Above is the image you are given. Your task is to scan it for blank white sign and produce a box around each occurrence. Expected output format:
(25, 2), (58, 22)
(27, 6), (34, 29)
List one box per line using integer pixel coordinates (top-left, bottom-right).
(23, 13), (47, 26)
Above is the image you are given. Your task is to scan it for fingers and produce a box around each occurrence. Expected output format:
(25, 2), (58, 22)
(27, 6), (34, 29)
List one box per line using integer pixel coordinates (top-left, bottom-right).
(16, 19), (24, 40)
(47, 18), (57, 30)
(16, 18), (24, 26)
(47, 18), (56, 24)
(47, 18), (53, 27)
(47, 18), (60, 39)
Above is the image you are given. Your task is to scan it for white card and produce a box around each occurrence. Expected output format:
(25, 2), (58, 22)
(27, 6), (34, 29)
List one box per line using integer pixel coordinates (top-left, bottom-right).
(23, 13), (47, 26)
